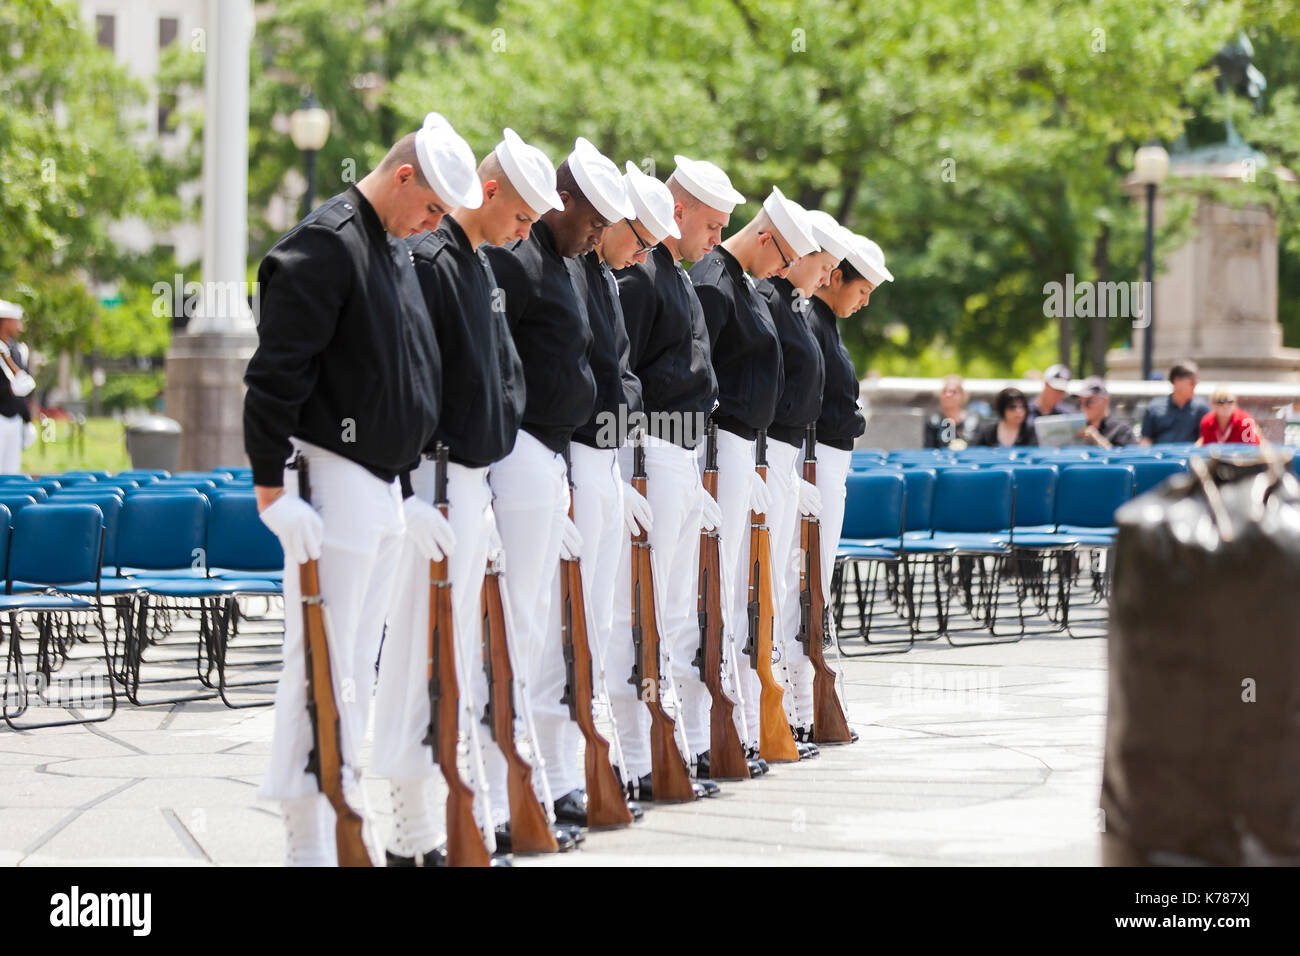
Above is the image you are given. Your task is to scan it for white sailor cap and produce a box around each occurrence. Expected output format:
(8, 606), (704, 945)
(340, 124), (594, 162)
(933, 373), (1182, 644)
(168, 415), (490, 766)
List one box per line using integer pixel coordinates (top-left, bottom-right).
(762, 186), (819, 258)
(623, 162), (680, 242)
(671, 155), (745, 214)
(803, 210), (854, 263)
(495, 128), (564, 217)
(0, 299), (24, 321)
(847, 234), (894, 286)
(414, 112), (482, 210)
(568, 138), (634, 224)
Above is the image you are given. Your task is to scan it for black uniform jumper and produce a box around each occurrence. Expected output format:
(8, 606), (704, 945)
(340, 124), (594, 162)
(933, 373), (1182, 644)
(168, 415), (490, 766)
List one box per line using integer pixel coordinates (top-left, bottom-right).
(756, 275), (825, 450)
(407, 215), (526, 467)
(244, 186), (441, 486)
(807, 295), (865, 450)
(689, 246), (784, 440)
(614, 244), (717, 450)
(483, 220), (596, 453)
(568, 250), (643, 450)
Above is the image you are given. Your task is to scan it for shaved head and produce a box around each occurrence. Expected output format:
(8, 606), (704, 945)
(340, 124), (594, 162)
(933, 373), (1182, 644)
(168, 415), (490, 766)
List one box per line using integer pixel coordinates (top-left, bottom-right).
(666, 174), (704, 210)
(376, 132), (430, 189)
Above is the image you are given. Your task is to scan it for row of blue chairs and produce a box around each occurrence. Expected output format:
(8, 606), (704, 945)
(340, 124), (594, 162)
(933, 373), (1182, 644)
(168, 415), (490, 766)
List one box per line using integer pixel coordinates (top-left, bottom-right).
(0, 484), (283, 729)
(831, 462), (1148, 651)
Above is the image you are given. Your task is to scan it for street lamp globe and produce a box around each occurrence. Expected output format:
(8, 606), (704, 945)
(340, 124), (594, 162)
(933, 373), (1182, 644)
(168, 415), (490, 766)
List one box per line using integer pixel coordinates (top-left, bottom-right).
(289, 95), (331, 152)
(1133, 143), (1170, 185)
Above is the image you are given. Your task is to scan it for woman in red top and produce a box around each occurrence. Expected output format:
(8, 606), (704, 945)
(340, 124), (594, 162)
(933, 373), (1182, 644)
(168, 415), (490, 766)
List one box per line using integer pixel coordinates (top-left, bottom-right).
(1196, 386), (1260, 445)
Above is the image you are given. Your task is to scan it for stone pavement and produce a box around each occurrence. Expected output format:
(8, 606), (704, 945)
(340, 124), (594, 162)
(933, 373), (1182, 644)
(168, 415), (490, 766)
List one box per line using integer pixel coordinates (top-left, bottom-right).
(0, 622), (1107, 867)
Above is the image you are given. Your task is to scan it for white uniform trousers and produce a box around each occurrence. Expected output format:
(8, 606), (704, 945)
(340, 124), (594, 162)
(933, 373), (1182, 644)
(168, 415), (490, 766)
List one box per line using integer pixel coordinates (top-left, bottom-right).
(0, 414), (23, 474)
(260, 440), (405, 803)
(489, 430), (573, 800)
(710, 430), (763, 748)
(371, 461), (509, 830)
(814, 445), (853, 611)
(563, 443), (627, 794)
(611, 438), (709, 774)
(764, 438), (813, 729)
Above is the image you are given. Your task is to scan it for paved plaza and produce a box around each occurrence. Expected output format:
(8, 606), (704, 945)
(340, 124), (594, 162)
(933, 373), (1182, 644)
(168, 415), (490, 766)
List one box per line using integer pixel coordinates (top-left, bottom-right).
(0, 615), (1108, 867)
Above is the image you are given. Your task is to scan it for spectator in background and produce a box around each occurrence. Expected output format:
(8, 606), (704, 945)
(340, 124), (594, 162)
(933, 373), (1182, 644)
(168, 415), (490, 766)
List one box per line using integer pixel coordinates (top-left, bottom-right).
(974, 387), (1036, 447)
(1140, 360), (1208, 445)
(924, 374), (981, 449)
(1197, 386), (1260, 446)
(0, 298), (35, 474)
(1075, 377), (1135, 448)
(1028, 363), (1074, 421)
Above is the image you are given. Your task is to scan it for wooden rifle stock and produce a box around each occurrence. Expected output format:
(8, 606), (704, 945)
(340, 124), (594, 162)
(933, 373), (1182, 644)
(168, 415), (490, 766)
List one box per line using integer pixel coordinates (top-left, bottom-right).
(800, 427), (854, 743)
(561, 462), (633, 828)
(750, 432), (800, 763)
(482, 566), (558, 853)
(698, 422), (749, 779)
(629, 437), (696, 802)
(295, 455), (372, 867)
(422, 444), (491, 867)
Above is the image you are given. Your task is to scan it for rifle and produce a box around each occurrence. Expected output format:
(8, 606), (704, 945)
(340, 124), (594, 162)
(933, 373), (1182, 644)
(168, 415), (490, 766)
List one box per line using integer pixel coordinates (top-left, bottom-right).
(560, 449), (634, 828)
(482, 561), (558, 853)
(294, 454), (373, 867)
(421, 444), (491, 867)
(748, 431), (800, 763)
(696, 422), (750, 779)
(798, 426), (854, 743)
(629, 433), (696, 802)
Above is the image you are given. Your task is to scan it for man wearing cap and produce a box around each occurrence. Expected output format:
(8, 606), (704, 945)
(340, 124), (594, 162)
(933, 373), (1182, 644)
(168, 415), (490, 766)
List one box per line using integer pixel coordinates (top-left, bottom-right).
(483, 134), (626, 827)
(1075, 377), (1135, 449)
(809, 234), (890, 659)
(244, 116), (459, 866)
(370, 118), (566, 864)
(690, 185), (820, 765)
(611, 155), (734, 795)
(1030, 365), (1074, 421)
(0, 300), (35, 474)
(756, 211), (857, 745)
(561, 160), (684, 818)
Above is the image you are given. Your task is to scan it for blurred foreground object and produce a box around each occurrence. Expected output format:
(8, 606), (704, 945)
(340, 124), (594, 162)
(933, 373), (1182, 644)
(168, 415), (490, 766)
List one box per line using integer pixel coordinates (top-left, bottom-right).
(1102, 450), (1300, 865)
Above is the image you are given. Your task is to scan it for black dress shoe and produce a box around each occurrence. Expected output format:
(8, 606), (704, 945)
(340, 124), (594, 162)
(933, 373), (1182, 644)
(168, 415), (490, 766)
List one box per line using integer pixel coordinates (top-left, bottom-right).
(494, 822), (575, 854)
(695, 751), (713, 780)
(385, 845), (447, 867)
(490, 855), (513, 867)
(695, 778), (721, 797)
(552, 789), (589, 827)
(626, 799), (644, 821)
(558, 822), (585, 846)
(625, 772), (652, 802)
(746, 758), (766, 776)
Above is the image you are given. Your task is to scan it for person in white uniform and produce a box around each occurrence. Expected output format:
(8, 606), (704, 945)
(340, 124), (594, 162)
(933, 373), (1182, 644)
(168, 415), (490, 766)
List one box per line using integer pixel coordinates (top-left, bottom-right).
(688, 186), (821, 763)
(0, 299), (36, 474)
(244, 120), (461, 867)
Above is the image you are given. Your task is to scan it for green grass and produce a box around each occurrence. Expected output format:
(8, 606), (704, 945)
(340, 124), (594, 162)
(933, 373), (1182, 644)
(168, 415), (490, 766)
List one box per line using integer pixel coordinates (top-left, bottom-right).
(20, 417), (132, 475)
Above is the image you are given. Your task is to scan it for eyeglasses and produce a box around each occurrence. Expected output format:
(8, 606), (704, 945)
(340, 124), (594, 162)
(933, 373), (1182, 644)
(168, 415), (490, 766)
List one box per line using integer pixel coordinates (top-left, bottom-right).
(1214, 398), (1236, 405)
(1005, 402), (1026, 411)
(625, 219), (653, 256)
(769, 231), (792, 270)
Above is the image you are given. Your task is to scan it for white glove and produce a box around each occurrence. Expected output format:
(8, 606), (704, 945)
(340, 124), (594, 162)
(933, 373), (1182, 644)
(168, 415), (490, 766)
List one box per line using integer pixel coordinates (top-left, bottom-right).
(698, 483), (722, 532)
(403, 496), (457, 562)
(21, 421), (36, 449)
(749, 471), (773, 514)
(797, 479), (823, 518)
(10, 371), (35, 398)
(260, 494), (324, 566)
(623, 484), (654, 536)
(559, 517), (583, 561)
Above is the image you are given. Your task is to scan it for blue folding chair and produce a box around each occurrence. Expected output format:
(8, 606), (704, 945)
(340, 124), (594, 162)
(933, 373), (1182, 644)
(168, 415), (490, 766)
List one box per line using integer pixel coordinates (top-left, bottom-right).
(1, 503), (117, 729)
(1132, 458), (1187, 496)
(111, 493), (243, 705)
(201, 493), (283, 706)
(833, 471), (915, 653)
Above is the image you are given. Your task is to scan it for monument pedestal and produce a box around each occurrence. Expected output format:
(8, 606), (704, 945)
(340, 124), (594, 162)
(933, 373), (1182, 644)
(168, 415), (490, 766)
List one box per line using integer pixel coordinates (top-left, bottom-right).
(1109, 157), (1300, 383)
(164, 330), (258, 471)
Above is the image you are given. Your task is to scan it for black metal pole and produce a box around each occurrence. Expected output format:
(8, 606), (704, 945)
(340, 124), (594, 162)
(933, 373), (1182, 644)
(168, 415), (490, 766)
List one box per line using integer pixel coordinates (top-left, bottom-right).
(301, 149), (318, 221)
(1141, 181), (1155, 382)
